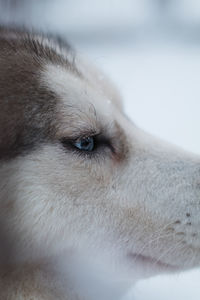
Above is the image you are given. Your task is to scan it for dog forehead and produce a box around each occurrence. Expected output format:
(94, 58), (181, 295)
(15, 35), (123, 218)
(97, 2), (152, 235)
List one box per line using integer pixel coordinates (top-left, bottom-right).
(41, 63), (114, 121)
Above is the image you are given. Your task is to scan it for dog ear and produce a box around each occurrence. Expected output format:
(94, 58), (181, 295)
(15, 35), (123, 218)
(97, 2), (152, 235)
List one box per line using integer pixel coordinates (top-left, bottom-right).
(0, 37), (51, 160)
(0, 37), (29, 159)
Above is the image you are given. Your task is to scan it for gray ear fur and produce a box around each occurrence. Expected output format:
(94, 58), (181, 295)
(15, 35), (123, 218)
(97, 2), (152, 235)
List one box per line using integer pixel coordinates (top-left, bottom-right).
(0, 28), (74, 159)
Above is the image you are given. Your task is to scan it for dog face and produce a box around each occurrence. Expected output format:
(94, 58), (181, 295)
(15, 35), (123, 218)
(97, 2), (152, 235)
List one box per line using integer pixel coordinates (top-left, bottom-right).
(0, 28), (200, 281)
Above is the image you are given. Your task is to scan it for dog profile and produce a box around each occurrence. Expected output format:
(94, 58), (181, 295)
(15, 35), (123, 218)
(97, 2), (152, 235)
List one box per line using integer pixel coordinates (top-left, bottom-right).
(0, 27), (200, 300)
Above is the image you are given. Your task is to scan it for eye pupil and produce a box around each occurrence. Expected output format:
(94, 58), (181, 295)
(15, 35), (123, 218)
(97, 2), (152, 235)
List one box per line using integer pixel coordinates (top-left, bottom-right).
(74, 136), (94, 152)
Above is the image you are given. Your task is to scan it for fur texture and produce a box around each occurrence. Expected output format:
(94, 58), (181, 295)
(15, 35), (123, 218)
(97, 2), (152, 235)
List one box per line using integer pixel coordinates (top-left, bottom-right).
(0, 27), (200, 300)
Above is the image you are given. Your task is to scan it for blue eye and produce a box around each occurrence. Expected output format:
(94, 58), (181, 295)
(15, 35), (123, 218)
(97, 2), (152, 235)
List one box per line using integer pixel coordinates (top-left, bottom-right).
(61, 134), (113, 155)
(73, 136), (94, 152)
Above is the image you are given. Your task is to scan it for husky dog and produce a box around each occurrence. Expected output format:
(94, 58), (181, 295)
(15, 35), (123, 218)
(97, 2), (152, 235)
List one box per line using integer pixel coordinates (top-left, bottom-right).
(0, 27), (200, 300)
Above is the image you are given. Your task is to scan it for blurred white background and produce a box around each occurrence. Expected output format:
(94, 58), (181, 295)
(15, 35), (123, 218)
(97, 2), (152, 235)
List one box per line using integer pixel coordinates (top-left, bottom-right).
(1, 0), (200, 299)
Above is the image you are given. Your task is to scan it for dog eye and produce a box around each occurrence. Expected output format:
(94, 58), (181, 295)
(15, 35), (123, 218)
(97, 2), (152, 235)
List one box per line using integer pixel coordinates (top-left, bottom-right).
(72, 136), (95, 152)
(61, 134), (114, 155)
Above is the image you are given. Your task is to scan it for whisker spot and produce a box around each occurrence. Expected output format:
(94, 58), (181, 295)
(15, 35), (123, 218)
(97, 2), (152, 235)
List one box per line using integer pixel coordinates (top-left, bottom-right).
(174, 220), (181, 224)
(186, 222), (192, 226)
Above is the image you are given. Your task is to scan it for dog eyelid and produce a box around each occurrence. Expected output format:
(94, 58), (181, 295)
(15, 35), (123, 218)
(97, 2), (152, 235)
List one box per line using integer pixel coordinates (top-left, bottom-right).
(60, 133), (114, 155)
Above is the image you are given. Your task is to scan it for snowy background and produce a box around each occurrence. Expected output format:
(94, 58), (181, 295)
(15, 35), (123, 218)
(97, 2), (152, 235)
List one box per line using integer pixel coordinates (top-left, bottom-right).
(1, 0), (200, 299)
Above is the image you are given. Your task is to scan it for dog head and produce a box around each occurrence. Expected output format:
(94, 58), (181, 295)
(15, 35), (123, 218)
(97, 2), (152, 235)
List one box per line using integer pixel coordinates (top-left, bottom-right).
(0, 28), (200, 281)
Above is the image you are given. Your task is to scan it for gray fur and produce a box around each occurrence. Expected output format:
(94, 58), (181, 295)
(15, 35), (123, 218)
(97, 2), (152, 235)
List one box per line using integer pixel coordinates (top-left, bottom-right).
(0, 27), (77, 160)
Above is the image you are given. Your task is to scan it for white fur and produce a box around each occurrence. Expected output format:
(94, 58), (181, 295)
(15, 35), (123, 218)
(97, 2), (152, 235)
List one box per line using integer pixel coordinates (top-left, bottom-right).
(0, 50), (200, 300)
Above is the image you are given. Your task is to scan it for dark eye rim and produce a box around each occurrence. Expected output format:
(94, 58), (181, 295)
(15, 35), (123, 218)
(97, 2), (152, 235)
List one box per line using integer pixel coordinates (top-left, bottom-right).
(60, 133), (115, 155)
